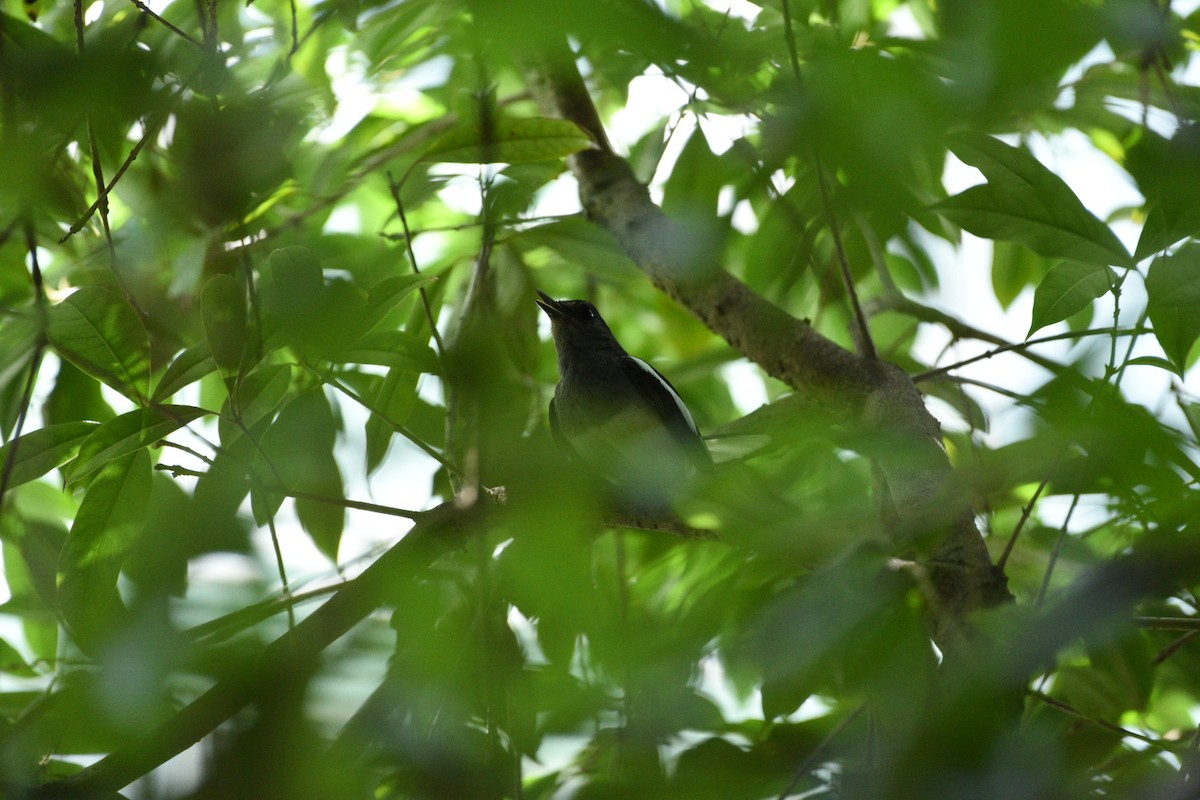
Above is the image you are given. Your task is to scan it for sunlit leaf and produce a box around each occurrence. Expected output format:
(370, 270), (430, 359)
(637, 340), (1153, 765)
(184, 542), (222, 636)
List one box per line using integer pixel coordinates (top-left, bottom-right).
(64, 406), (210, 486)
(47, 287), (151, 404)
(59, 449), (151, 646)
(420, 117), (593, 164)
(0, 421), (99, 489)
(152, 341), (216, 403)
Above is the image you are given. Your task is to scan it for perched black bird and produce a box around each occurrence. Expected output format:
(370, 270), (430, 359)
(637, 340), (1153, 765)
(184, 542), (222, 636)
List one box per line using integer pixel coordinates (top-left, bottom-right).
(535, 289), (710, 508)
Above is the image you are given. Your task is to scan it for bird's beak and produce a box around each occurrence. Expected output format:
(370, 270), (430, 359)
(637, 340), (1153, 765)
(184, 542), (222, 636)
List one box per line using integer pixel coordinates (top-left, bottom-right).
(535, 289), (566, 319)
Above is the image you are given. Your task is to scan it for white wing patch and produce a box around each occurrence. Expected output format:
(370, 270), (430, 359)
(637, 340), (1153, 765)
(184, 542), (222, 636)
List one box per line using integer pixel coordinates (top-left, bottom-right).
(628, 356), (700, 437)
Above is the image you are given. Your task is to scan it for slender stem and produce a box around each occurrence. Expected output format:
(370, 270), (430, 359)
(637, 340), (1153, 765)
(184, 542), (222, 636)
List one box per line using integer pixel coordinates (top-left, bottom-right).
(915, 326), (1150, 382)
(997, 478), (1049, 571)
(387, 170), (447, 358)
(0, 225), (48, 511)
(128, 0), (202, 47)
(775, 704), (866, 800)
(1035, 493), (1080, 607)
(155, 463), (423, 520)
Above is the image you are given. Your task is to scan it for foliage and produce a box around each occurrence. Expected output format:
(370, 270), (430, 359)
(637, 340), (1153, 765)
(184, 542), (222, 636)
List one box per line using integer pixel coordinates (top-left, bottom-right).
(1, 0), (1200, 797)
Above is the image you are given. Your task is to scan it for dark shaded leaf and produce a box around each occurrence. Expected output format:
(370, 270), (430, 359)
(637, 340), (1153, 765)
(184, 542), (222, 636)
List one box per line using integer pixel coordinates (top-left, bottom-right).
(1028, 261), (1113, 336)
(1145, 244), (1200, 373)
(939, 133), (1132, 267)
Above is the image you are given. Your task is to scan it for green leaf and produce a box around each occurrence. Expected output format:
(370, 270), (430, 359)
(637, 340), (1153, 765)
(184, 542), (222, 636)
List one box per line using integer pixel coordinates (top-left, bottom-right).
(0, 638), (37, 677)
(152, 341), (216, 403)
(1028, 262), (1114, 337)
(359, 274), (437, 338)
(938, 133), (1132, 267)
(201, 274), (248, 379)
(219, 363), (291, 444)
(47, 287), (152, 404)
(520, 217), (640, 280)
(259, 390), (344, 560)
(420, 117), (593, 165)
(333, 331), (439, 373)
(365, 368), (419, 475)
(58, 449), (151, 647)
(0, 421), (99, 489)
(262, 247), (369, 357)
(1123, 355), (1176, 371)
(236, 363), (292, 429)
(1128, 126), (1200, 259)
(64, 405), (210, 486)
(1146, 245), (1200, 374)
(992, 240), (1050, 310)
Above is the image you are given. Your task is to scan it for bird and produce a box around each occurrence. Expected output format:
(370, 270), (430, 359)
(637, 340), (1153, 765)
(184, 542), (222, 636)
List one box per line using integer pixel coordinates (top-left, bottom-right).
(535, 289), (711, 510)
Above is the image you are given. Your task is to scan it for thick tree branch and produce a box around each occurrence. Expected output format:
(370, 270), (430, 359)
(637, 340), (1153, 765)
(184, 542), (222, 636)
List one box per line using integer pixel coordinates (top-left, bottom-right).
(526, 47), (1009, 644)
(33, 501), (480, 798)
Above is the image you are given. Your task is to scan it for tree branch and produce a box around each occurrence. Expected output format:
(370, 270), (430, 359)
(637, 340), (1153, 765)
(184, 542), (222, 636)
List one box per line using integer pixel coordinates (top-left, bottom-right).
(33, 501), (481, 798)
(524, 44), (1010, 645)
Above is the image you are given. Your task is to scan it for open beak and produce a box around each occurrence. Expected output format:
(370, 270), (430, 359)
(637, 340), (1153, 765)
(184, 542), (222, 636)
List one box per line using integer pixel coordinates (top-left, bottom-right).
(535, 289), (566, 318)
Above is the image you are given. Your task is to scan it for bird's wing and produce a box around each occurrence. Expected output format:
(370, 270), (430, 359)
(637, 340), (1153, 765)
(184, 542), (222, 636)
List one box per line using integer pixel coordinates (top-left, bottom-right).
(548, 396), (581, 461)
(622, 356), (712, 470)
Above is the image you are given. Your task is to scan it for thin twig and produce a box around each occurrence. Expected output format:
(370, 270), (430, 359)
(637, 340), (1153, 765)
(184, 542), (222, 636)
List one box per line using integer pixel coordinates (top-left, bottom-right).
(312, 367), (454, 473)
(128, 0), (202, 48)
(776, 704), (866, 800)
(1030, 690), (1173, 752)
(264, 514), (296, 630)
(386, 170), (447, 357)
(914, 326), (1151, 382)
(779, 0), (874, 359)
(155, 463), (423, 519)
(1152, 630), (1198, 665)
(60, 114), (159, 242)
(1035, 493), (1079, 607)
(997, 477), (1049, 571)
(0, 225), (48, 511)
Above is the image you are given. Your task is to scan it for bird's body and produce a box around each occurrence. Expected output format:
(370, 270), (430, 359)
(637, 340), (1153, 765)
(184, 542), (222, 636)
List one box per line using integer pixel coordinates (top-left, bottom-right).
(536, 290), (710, 509)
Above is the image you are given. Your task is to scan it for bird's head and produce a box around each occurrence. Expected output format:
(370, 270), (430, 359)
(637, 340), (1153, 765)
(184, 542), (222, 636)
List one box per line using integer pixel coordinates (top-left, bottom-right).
(535, 290), (624, 360)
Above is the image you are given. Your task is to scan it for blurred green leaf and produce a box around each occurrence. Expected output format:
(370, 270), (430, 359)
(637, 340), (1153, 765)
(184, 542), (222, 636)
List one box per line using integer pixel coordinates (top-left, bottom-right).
(991, 240), (1049, 310)
(521, 217), (640, 280)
